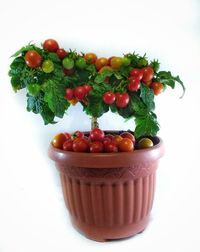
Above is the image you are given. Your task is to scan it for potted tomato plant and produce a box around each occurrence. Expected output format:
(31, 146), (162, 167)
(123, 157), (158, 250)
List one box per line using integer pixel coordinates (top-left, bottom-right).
(8, 39), (185, 241)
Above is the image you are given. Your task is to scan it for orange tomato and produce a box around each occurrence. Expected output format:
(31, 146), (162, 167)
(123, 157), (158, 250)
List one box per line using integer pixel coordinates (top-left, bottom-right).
(98, 65), (112, 73)
(95, 57), (108, 70)
(150, 82), (164, 95)
(113, 135), (123, 146)
(110, 57), (123, 70)
(52, 133), (66, 149)
(84, 53), (97, 64)
(118, 138), (134, 152)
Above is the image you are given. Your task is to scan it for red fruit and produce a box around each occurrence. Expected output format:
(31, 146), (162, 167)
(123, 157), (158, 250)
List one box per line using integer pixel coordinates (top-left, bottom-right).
(90, 128), (105, 142)
(43, 39), (59, 52)
(115, 93), (130, 108)
(103, 137), (112, 146)
(103, 91), (116, 105)
(82, 84), (92, 94)
(104, 142), (118, 153)
(84, 53), (97, 64)
(63, 68), (75, 76)
(105, 134), (114, 140)
(120, 132), (135, 144)
(90, 141), (104, 153)
(72, 138), (89, 152)
(63, 139), (73, 151)
(73, 131), (84, 139)
(113, 135), (123, 146)
(118, 138), (134, 152)
(127, 77), (141, 91)
(65, 88), (74, 100)
(150, 82), (164, 95)
(129, 68), (143, 80)
(52, 133), (66, 149)
(64, 132), (72, 140)
(74, 86), (86, 101)
(25, 50), (42, 68)
(141, 66), (154, 83)
(56, 48), (67, 59)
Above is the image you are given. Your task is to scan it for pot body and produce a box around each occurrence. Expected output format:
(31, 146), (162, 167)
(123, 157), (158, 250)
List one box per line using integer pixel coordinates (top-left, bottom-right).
(49, 136), (164, 241)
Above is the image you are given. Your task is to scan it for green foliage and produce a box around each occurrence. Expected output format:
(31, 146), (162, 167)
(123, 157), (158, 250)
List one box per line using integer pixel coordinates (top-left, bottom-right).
(8, 41), (185, 137)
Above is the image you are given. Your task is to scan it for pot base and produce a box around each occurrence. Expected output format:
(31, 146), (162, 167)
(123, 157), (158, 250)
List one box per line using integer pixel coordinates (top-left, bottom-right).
(71, 215), (149, 242)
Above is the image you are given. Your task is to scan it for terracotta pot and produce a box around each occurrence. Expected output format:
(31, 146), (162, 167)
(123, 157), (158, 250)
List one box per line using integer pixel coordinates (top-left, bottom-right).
(48, 135), (164, 241)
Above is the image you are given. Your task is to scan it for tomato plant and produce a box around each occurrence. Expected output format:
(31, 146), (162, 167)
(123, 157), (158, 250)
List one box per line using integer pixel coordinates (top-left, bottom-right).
(62, 57), (74, 69)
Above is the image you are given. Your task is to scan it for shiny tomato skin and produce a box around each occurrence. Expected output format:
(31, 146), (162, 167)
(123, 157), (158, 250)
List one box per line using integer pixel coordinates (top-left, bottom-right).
(84, 53), (97, 64)
(113, 135), (123, 146)
(129, 68), (143, 80)
(104, 142), (118, 153)
(72, 138), (89, 152)
(52, 133), (66, 149)
(43, 39), (59, 52)
(138, 138), (154, 149)
(56, 48), (67, 59)
(150, 82), (164, 95)
(127, 77), (141, 91)
(74, 86), (86, 100)
(141, 66), (154, 83)
(110, 57), (123, 69)
(105, 134), (114, 140)
(95, 57), (108, 70)
(64, 132), (72, 140)
(103, 137), (112, 146)
(63, 139), (73, 151)
(82, 84), (92, 94)
(25, 50), (42, 68)
(118, 138), (134, 152)
(90, 128), (105, 142)
(90, 141), (104, 153)
(120, 132), (135, 144)
(73, 131), (84, 139)
(115, 93), (130, 108)
(65, 88), (74, 100)
(103, 91), (116, 105)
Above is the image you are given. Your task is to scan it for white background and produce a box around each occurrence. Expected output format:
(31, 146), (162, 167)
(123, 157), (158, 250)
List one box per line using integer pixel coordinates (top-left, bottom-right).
(0, 0), (200, 251)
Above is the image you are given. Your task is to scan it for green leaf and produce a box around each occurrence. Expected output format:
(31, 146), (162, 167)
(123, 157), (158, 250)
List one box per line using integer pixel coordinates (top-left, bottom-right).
(46, 52), (61, 63)
(94, 69), (113, 83)
(86, 94), (109, 118)
(140, 83), (155, 111)
(11, 44), (42, 57)
(150, 59), (160, 72)
(134, 113), (159, 138)
(43, 80), (69, 118)
(129, 93), (148, 116)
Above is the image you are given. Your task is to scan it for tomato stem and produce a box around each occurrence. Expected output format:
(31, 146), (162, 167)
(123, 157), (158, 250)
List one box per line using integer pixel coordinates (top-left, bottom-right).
(91, 117), (99, 129)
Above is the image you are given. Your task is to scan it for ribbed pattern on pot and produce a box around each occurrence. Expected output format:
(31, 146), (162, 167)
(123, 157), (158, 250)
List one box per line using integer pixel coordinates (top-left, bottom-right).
(60, 173), (156, 227)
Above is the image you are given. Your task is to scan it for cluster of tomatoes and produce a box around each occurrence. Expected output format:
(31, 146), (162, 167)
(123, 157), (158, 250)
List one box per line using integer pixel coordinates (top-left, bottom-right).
(52, 128), (154, 153)
(65, 84), (92, 104)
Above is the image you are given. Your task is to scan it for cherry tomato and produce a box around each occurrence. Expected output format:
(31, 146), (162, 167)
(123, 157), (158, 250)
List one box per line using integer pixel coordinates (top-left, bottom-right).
(118, 138), (134, 152)
(105, 134), (114, 140)
(103, 91), (116, 105)
(113, 135), (123, 146)
(84, 53), (97, 64)
(122, 56), (131, 66)
(62, 57), (74, 70)
(65, 88), (74, 100)
(115, 93), (130, 108)
(142, 66), (154, 83)
(42, 60), (54, 73)
(127, 77), (141, 91)
(63, 139), (73, 151)
(150, 82), (164, 95)
(75, 57), (87, 69)
(95, 57), (108, 70)
(110, 57), (123, 69)
(104, 142), (118, 153)
(108, 56), (115, 66)
(73, 131), (84, 139)
(120, 132), (135, 144)
(25, 50), (42, 68)
(63, 67), (75, 75)
(27, 84), (40, 96)
(64, 132), (72, 140)
(52, 133), (66, 149)
(43, 39), (59, 52)
(129, 68), (143, 80)
(103, 137), (112, 146)
(90, 141), (104, 153)
(82, 84), (92, 94)
(56, 48), (67, 59)
(138, 138), (153, 149)
(98, 65), (112, 73)
(90, 128), (105, 142)
(74, 86), (86, 100)
(73, 138), (89, 152)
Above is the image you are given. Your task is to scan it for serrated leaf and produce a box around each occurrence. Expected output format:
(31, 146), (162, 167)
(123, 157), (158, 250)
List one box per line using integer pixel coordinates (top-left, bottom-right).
(140, 84), (155, 111)
(11, 44), (42, 57)
(94, 69), (113, 83)
(86, 94), (109, 118)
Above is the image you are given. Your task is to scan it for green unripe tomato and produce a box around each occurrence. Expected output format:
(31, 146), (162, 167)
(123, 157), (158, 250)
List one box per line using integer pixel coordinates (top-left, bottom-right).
(62, 57), (74, 70)
(42, 60), (54, 73)
(75, 57), (87, 69)
(138, 138), (154, 149)
(27, 84), (41, 96)
(122, 56), (131, 66)
(138, 58), (148, 67)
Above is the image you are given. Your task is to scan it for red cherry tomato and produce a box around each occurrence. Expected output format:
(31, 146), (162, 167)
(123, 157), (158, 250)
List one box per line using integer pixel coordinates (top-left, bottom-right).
(43, 39), (59, 52)
(65, 88), (74, 100)
(115, 93), (130, 108)
(52, 133), (66, 149)
(141, 66), (154, 83)
(90, 141), (104, 153)
(103, 91), (116, 105)
(105, 134), (114, 140)
(63, 139), (73, 151)
(72, 138), (89, 152)
(150, 82), (164, 95)
(127, 77), (141, 91)
(25, 50), (42, 68)
(56, 48), (67, 59)
(82, 84), (92, 94)
(113, 135), (123, 146)
(90, 128), (105, 142)
(64, 132), (72, 140)
(120, 132), (135, 144)
(118, 138), (134, 152)
(103, 137), (112, 146)
(63, 67), (75, 76)
(74, 86), (86, 101)
(104, 142), (118, 153)
(73, 131), (84, 139)
(129, 68), (143, 80)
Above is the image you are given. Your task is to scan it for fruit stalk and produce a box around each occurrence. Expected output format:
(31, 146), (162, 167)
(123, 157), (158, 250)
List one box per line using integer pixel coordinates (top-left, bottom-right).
(91, 117), (99, 129)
